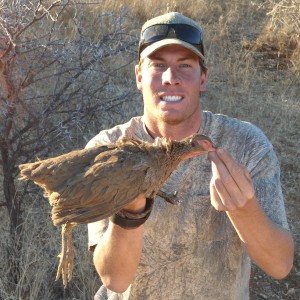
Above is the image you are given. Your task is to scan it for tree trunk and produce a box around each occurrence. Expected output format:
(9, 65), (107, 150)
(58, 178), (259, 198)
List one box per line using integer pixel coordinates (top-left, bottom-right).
(1, 141), (23, 286)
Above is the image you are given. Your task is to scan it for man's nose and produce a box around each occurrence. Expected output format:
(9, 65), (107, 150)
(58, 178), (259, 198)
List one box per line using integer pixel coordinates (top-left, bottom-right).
(162, 67), (181, 86)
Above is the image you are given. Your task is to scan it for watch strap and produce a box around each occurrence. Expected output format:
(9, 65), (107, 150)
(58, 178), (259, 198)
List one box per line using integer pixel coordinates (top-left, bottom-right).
(109, 198), (154, 229)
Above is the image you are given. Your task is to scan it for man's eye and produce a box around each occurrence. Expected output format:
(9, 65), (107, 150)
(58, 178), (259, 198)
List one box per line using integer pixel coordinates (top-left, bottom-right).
(154, 63), (165, 68)
(180, 63), (192, 68)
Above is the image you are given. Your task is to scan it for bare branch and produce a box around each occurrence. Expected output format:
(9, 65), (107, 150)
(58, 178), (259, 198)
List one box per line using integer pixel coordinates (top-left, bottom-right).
(14, 0), (66, 39)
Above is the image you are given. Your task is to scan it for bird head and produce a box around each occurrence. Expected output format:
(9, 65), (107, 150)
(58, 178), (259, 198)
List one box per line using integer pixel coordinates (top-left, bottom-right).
(174, 134), (215, 160)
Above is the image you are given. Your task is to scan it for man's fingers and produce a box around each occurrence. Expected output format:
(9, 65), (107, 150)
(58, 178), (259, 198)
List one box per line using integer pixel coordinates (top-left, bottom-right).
(210, 151), (241, 196)
(210, 180), (226, 211)
(215, 148), (255, 201)
(123, 194), (146, 212)
(211, 160), (241, 210)
(209, 148), (256, 210)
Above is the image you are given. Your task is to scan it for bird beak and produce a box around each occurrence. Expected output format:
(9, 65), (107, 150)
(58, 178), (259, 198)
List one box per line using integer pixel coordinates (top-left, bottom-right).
(184, 139), (216, 160)
(196, 139), (216, 152)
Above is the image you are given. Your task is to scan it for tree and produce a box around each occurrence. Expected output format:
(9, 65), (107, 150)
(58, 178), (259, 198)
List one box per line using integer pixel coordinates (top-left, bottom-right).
(0, 0), (138, 290)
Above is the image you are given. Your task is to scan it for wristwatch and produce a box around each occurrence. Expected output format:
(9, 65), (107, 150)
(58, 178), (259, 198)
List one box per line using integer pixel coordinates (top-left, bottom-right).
(109, 198), (154, 229)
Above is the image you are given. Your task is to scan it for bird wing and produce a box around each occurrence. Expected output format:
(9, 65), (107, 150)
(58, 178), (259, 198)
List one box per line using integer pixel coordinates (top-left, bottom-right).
(19, 145), (114, 192)
(50, 146), (156, 226)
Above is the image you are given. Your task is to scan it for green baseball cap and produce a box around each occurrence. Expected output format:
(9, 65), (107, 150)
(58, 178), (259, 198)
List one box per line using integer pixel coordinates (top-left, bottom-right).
(139, 12), (205, 62)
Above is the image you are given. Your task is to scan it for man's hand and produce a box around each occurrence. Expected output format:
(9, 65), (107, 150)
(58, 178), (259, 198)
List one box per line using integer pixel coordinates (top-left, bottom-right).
(208, 148), (294, 279)
(208, 148), (255, 211)
(122, 194), (146, 213)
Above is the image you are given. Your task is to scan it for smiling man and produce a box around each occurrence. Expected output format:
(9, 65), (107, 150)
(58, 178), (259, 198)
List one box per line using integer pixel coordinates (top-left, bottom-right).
(137, 45), (205, 139)
(87, 12), (294, 300)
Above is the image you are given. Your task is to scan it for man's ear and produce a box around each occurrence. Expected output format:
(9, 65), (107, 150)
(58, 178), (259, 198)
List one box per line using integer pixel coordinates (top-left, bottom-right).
(199, 68), (208, 92)
(135, 64), (143, 91)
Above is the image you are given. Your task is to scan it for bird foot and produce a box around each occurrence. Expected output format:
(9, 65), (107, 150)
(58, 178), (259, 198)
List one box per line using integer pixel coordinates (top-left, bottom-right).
(55, 223), (76, 288)
(157, 190), (181, 205)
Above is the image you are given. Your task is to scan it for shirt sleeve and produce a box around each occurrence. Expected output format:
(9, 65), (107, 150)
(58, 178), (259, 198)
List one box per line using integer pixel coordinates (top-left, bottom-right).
(88, 219), (109, 251)
(234, 121), (290, 231)
(250, 148), (290, 230)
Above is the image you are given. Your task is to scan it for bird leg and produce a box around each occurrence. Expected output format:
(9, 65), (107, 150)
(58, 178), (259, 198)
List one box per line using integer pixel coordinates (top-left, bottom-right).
(157, 190), (181, 205)
(55, 223), (76, 288)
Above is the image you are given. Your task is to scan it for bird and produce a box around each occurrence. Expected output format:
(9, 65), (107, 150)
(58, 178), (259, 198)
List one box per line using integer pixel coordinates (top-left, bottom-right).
(18, 133), (215, 288)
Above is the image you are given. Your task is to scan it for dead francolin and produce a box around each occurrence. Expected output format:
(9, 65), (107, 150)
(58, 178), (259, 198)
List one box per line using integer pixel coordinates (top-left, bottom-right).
(18, 133), (215, 287)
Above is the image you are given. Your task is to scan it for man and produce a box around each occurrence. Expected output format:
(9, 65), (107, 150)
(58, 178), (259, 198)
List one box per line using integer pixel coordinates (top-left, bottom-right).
(87, 12), (294, 300)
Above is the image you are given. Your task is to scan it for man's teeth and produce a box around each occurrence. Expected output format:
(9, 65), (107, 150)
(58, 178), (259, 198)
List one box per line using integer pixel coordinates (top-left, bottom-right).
(162, 96), (182, 102)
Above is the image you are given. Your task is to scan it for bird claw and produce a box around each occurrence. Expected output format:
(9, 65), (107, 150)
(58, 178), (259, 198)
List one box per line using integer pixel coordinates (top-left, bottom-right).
(157, 190), (181, 205)
(55, 223), (75, 288)
(55, 250), (75, 288)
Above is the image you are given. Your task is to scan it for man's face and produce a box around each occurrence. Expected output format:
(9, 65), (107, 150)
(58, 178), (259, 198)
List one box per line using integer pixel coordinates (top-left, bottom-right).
(135, 45), (207, 127)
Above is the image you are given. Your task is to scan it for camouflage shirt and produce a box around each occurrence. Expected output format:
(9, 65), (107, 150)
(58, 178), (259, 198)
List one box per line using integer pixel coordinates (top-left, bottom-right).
(87, 111), (289, 300)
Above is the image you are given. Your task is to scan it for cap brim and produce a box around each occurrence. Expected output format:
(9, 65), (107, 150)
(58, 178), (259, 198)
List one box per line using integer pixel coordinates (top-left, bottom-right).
(140, 38), (205, 61)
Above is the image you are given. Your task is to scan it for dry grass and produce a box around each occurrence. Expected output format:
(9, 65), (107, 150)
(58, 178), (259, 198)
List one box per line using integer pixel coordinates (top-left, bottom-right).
(0, 0), (299, 299)
(243, 0), (300, 71)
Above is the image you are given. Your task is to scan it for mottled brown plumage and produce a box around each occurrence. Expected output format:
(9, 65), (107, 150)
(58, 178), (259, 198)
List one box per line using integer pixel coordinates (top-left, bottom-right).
(18, 134), (214, 287)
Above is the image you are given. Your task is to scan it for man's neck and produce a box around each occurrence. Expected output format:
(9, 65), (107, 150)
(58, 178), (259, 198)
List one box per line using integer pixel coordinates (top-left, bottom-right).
(144, 115), (202, 141)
